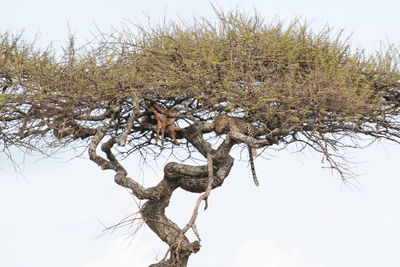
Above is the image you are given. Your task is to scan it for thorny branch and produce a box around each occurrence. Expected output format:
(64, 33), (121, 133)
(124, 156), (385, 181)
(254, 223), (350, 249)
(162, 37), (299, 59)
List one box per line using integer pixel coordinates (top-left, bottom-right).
(181, 152), (215, 239)
(88, 117), (236, 266)
(2, 10), (400, 267)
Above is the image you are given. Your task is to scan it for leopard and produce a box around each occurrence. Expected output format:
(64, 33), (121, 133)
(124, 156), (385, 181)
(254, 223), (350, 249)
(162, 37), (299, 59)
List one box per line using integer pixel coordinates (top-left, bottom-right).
(210, 114), (259, 186)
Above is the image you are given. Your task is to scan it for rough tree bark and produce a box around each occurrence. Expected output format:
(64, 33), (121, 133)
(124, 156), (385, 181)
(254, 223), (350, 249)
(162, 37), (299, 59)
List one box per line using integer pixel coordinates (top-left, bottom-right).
(89, 116), (238, 266)
(2, 10), (400, 267)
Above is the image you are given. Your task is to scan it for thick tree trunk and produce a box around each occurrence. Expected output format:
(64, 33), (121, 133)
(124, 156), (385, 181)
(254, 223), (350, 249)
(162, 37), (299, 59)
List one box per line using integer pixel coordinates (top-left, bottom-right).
(89, 123), (235, 267)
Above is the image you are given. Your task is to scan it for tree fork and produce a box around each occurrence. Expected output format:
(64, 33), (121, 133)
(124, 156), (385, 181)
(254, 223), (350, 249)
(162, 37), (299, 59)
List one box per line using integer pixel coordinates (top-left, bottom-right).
(88, 124), (236, 267)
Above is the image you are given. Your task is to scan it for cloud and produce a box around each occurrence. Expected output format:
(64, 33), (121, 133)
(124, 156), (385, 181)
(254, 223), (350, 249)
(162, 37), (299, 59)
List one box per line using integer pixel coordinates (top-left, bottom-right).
(80, 236), (155, 267)
(234, 240), (325, 267)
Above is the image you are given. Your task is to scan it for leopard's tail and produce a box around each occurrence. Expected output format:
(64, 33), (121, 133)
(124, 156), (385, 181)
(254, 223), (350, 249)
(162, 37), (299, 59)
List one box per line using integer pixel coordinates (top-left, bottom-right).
(248, 146), (259, 186)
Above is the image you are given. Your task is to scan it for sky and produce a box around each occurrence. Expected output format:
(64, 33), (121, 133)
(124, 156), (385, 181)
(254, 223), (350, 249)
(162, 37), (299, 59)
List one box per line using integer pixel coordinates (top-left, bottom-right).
(1, 1), (400, 267)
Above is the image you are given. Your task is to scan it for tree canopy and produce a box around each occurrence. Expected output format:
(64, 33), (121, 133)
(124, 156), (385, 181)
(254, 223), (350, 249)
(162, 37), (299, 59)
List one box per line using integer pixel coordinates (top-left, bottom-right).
(1, 9), (400, 267)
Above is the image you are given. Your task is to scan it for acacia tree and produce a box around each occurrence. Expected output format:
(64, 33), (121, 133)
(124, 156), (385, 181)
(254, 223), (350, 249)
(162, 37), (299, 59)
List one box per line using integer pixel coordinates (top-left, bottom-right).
(1, 10), (400, 267)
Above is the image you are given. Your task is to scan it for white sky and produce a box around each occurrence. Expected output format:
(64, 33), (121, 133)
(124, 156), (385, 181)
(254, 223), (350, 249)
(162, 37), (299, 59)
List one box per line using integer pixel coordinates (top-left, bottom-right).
(1, 1), (400, 267)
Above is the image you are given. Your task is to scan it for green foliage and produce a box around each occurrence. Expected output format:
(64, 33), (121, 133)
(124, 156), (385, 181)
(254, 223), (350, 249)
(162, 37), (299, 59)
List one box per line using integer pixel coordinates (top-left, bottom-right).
(2, 11), (399, 262)
(109, 10), (399, 126)
(1, 9), (399, 162)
